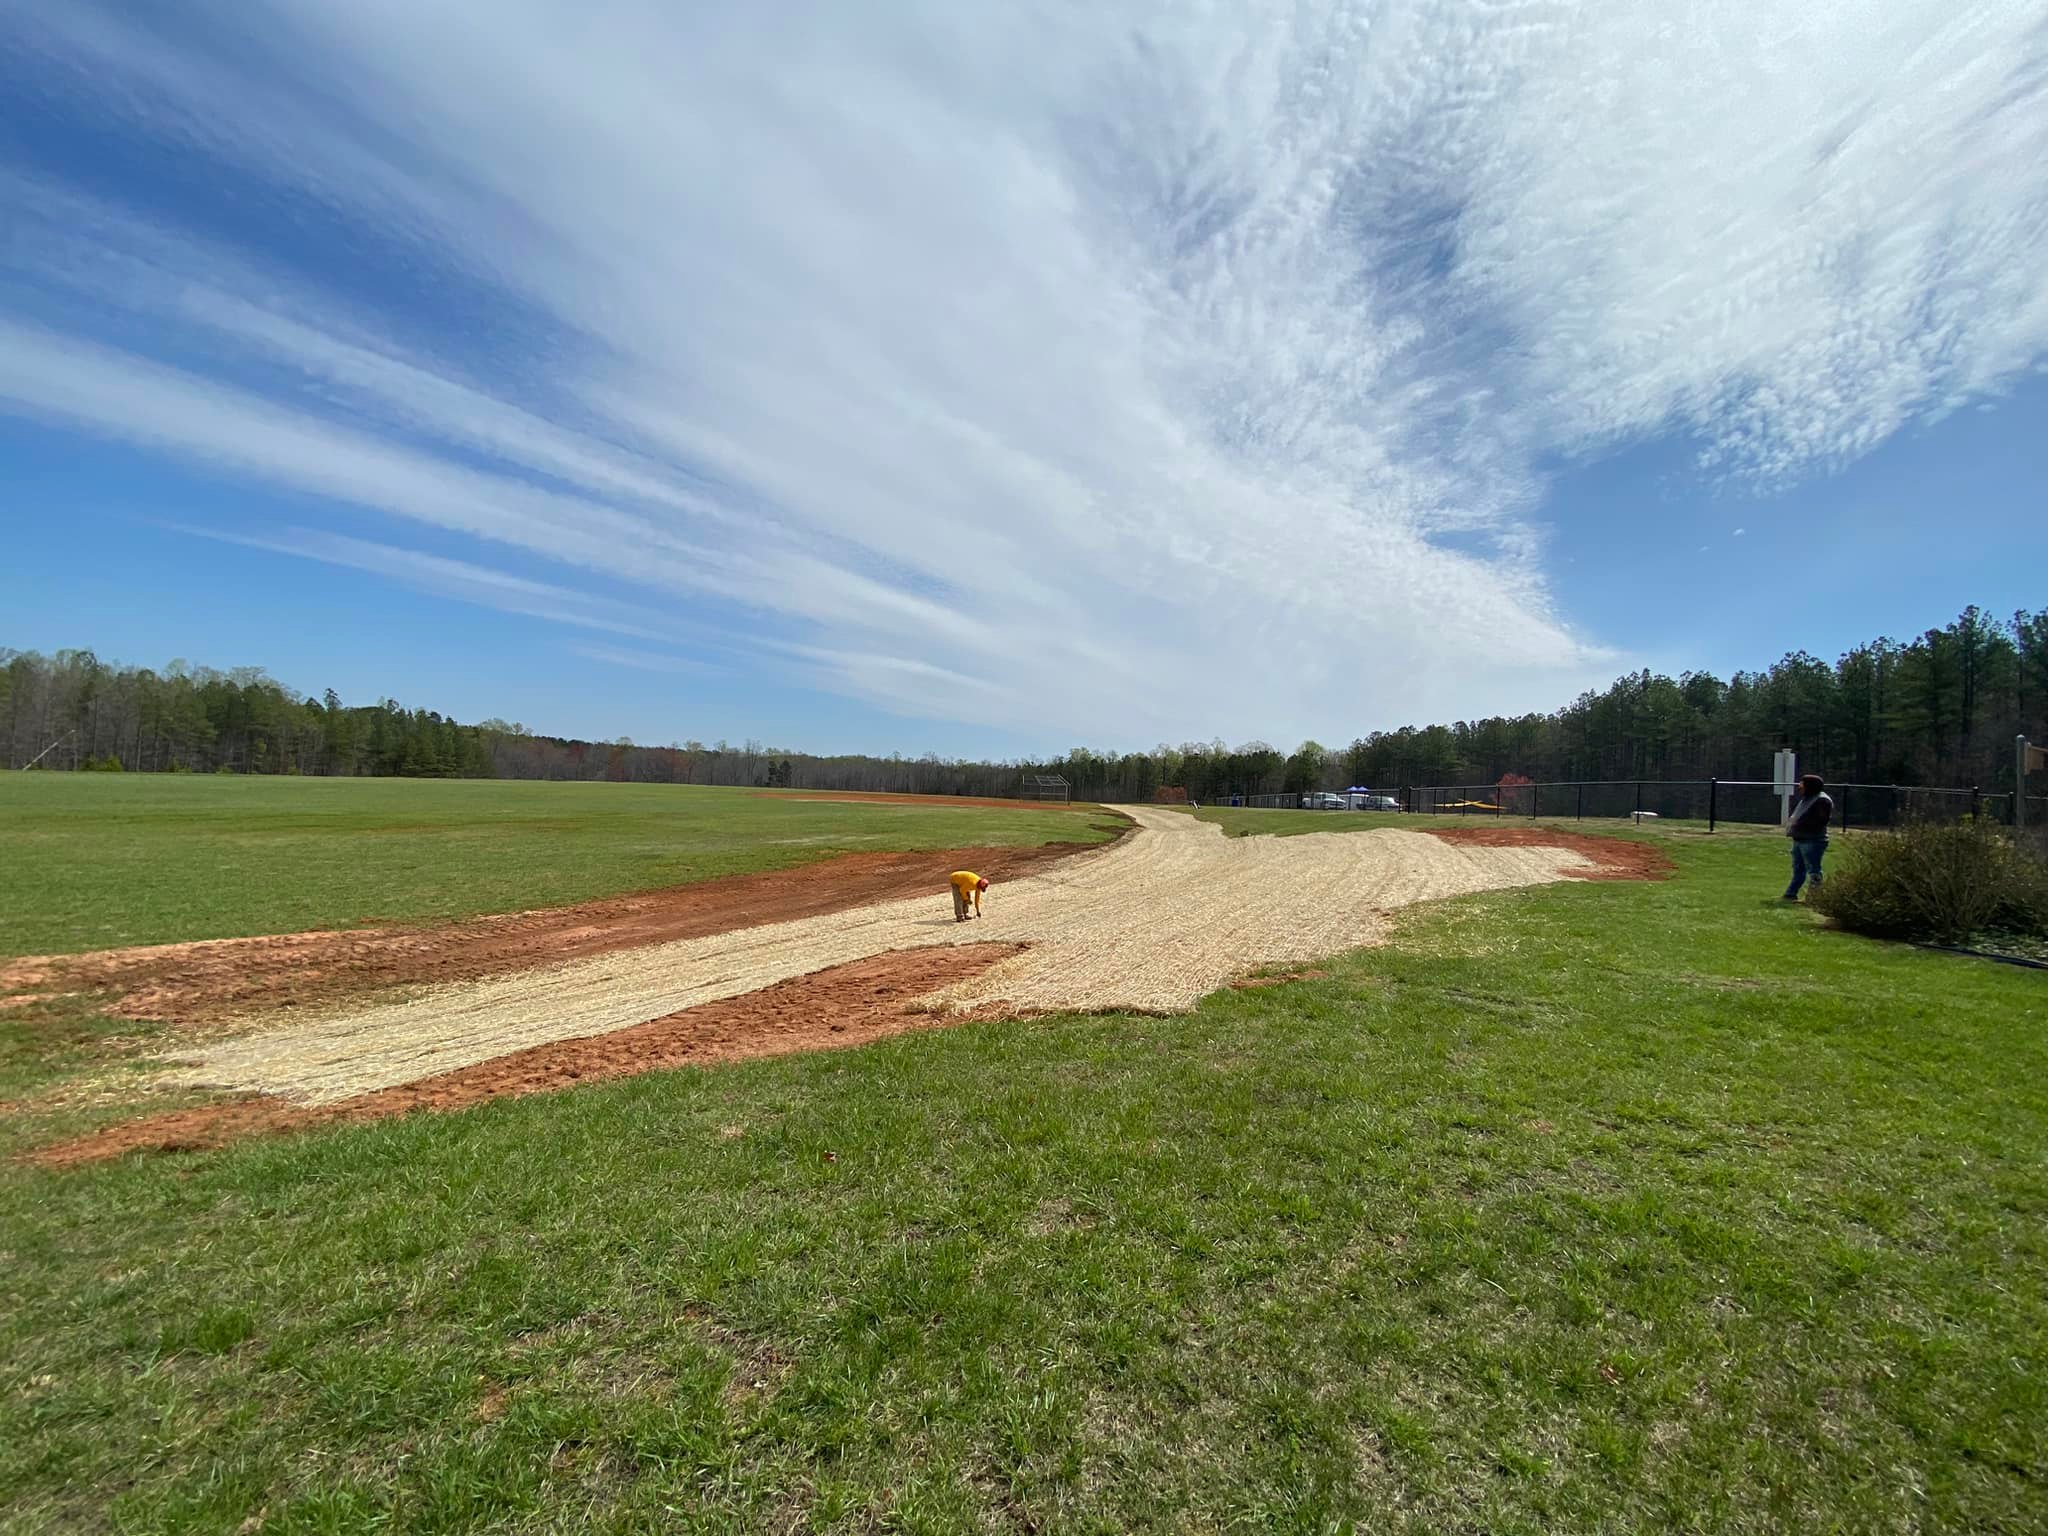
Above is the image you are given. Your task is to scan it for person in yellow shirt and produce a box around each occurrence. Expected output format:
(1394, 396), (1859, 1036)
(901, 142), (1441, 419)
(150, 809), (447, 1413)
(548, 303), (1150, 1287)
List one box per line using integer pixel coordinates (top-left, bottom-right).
(948, 870), (989, 922)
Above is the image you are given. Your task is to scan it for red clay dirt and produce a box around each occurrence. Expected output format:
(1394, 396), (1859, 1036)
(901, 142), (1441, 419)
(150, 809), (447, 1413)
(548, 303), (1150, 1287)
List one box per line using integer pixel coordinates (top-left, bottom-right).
(1422, 825), (1673, 881)
(15, 816), (1655, 1167)
(28, 943), (1026, 1167)
(0, 832), (1122, 1025)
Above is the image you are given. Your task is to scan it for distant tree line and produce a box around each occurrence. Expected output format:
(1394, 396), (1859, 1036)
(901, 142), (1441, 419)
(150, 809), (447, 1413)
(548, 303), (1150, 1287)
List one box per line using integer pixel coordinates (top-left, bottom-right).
(5, 604), (2043, 799)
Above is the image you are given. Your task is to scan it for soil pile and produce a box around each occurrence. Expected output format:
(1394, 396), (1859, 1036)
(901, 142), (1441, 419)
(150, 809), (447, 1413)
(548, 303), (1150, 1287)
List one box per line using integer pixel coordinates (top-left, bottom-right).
(150, 810), (1601, 1104)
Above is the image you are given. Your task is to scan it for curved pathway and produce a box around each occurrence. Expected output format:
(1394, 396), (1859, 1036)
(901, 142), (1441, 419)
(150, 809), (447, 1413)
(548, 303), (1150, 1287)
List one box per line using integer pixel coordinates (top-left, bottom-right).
(156, 809), (1592, 1103)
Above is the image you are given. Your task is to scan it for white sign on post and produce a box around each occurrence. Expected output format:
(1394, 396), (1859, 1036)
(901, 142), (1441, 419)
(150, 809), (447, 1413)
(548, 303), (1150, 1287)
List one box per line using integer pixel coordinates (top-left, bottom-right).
(1773, 749), (1798, 827)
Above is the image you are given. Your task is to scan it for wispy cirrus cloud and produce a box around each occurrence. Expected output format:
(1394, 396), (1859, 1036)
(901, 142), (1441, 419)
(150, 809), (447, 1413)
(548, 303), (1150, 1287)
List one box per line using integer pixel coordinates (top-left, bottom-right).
(566, 643), (721, 677)
(1, 2), (2044, 744)
(168, 524), (681, 644)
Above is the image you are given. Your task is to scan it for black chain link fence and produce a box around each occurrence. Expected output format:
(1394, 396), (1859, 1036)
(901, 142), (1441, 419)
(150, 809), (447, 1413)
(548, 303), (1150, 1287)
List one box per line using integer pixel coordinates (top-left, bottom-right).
(1400, 779), (2046, 830)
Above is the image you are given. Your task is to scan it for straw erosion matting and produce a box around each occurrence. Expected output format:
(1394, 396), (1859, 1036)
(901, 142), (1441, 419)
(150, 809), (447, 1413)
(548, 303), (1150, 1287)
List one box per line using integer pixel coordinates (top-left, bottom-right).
(147, 809), (1603, 1106)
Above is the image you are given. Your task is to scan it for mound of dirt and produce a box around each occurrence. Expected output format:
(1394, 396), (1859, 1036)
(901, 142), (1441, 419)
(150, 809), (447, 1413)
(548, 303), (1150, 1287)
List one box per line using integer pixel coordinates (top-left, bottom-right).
(1423, 825), (1674, 881)
(142, 811), (1618, 1107)
(0, 831), (1123, 1024)
(29, 943), (1024, 1167)
(24, 816), (1673, 1165)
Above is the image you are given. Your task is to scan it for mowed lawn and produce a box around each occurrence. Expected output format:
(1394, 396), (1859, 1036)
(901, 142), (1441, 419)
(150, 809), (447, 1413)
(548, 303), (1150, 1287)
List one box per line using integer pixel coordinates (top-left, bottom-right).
(3, 814), (2046, 1531)
(0, 777), (1117, 958)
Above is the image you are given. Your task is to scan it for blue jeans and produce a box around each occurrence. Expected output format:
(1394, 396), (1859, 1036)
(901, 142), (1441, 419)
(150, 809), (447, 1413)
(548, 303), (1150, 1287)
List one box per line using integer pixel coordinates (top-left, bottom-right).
(1785, 838), (1827, 898)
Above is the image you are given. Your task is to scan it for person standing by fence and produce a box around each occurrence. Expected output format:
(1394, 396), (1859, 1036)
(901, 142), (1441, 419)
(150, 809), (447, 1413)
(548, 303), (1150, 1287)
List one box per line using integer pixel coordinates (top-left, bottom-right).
(1783, 774), (1833, 900)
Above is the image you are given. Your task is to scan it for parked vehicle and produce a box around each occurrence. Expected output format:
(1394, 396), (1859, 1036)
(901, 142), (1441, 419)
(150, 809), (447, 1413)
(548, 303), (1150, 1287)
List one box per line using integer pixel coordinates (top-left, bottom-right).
(1301, 792), (1348, 810)
(1336, 789), (1403, 811)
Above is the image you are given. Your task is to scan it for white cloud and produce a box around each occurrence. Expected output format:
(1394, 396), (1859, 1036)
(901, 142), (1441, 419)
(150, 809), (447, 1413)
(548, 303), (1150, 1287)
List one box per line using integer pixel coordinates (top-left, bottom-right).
(166, 523), (686, 643)
(1, 2), (2044, 746)
(567, 643), (720, 677)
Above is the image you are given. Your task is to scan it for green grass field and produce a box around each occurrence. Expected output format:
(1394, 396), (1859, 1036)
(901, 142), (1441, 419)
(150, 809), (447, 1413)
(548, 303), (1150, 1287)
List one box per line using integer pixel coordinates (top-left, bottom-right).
(0, 777), (1116, 959)
(4, 792), (2045, 1532)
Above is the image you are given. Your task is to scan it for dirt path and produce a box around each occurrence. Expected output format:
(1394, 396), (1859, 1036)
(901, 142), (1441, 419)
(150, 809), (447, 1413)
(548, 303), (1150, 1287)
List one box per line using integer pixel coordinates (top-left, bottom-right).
(150, 810), (1603, 1105)
(0, 834), (1118, 1022)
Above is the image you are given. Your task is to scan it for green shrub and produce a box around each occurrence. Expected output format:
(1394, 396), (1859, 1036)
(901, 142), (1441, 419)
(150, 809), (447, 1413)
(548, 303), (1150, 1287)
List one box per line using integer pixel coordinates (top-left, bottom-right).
(1812, 819), (2048, 945)
(2001, 837), (2048, 935)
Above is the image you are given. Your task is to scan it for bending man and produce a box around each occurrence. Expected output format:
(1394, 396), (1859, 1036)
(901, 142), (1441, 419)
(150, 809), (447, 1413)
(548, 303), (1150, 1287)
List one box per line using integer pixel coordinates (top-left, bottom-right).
(949, 870), (989, 922)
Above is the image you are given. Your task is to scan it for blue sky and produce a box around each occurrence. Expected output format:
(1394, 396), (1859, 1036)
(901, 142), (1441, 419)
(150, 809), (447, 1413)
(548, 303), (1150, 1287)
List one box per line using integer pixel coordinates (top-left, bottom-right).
(3, 3), (2045, 757)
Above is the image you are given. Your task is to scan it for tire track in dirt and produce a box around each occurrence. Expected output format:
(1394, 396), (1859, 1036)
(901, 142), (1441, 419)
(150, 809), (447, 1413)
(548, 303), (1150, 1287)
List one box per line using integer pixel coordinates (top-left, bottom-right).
(147, 810), (1608, 1105)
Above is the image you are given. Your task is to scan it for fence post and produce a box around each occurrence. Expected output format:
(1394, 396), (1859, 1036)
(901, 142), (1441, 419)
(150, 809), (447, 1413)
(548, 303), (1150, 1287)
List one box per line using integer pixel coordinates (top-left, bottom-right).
(1635, 780), (1643, 822)
(1840, 785), (1848, 834)
(1971, 785), (1980, 822)
(1576, 782), (1584, 821)
(1709, 777), (1717, 834)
